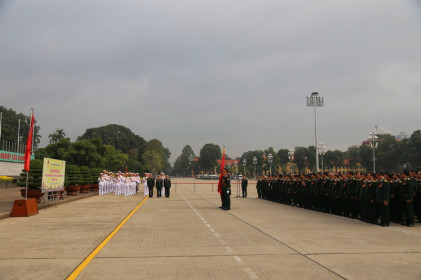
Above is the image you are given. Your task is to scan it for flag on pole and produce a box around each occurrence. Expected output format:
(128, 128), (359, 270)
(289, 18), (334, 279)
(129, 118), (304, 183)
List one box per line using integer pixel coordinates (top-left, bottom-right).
(0, 111), (2, 143)
(217, 146), (226, 194)
(24, 109), (34, 172)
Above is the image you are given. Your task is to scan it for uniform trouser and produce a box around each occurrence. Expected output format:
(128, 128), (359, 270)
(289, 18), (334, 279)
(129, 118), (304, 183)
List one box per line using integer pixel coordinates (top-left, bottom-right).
(144, 185), (149, 196)
(351, 199), (359, 218)
(165, 187), (170, 197)
(222, 190), (231, 209)
(390, 197), (402, 222)
(257, 188), (262, 198)
(148, 186), (154, 197)
(379, 202), (390, 225)
(368, 201), (378, 224)
(403, 200), (414, 224)
(414, 195), (421, 221)
(156, 187), (161, 197)
(360, 201), (369, 222)
(242, 187), (247, 197)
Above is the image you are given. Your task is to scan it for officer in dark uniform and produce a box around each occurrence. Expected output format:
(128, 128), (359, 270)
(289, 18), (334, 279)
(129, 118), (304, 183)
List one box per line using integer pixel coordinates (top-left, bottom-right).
(164, 175), (171, 198)
(401, 171), (414, 227)
(241, 175), (248, 198)
(156, 176), (162, 198)
(220, 168), (231, 210)
(376, 173), (391, 226)
(147, 174), (155, 198)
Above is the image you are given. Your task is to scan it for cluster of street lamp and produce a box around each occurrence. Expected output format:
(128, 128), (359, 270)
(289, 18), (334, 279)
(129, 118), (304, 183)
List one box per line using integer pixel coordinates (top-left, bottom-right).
(238, 92), (380, 176)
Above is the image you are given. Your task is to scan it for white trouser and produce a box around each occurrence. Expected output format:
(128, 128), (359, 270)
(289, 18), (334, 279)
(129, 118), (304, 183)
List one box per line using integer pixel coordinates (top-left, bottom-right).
(144, 184), (148, 196)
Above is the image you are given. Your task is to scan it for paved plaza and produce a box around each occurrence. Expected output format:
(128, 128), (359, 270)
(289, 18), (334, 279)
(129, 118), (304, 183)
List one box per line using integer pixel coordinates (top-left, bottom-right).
(1, 180), (421, 280)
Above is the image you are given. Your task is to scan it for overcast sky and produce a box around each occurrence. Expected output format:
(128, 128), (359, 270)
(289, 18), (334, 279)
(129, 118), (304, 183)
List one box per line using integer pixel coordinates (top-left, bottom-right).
(1, 0), (421, 163)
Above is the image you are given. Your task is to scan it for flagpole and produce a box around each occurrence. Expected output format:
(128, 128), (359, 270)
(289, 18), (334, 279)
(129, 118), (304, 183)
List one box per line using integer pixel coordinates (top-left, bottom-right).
(0, 111), (2, 144)
(17, 119), (20, 153)
(25, 109), (34, 200)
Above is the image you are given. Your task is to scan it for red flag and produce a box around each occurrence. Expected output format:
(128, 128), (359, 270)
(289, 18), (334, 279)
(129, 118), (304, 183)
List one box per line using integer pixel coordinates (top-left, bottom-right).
(24, 109), (34, 172)
(217, 147), (226, 194)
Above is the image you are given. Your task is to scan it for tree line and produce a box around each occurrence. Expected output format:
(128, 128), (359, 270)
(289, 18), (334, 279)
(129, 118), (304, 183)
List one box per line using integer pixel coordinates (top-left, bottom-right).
(172, 131), (421, 176)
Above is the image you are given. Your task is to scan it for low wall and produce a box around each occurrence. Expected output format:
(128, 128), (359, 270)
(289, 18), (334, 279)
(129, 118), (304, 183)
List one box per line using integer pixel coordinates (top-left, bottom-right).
(0, 181), (17, 189)
(0, 162), (24, 177)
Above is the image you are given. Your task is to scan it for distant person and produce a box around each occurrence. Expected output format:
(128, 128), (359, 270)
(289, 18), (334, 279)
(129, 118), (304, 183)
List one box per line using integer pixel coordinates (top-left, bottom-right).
(241, 175), (248, 198)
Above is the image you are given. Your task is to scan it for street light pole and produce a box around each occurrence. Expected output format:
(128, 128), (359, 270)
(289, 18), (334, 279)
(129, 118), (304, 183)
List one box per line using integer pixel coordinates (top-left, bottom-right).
(318, 141), (326, 173)
(368, 130), (379, 172)
(253, 156), (257, 179)
(242, 158), (247, 176)
(307, 92), (324, 173)
(288, 148), (294, 175)
(268, 153), (273, 175)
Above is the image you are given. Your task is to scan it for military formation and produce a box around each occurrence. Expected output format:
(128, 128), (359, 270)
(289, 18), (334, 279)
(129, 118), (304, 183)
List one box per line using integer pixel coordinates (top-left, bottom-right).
(98, 171), (141, 196)
(256, 171), (421, 227)
(98, 171), (172, 198)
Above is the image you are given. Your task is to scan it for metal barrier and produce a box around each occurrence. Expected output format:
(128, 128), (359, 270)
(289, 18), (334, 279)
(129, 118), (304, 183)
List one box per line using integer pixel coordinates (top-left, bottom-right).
(172, 181), (256, 197)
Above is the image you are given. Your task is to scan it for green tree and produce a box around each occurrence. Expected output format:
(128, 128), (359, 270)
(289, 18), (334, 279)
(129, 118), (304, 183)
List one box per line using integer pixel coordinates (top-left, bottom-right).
(324, 150), (343, 171)
(0, 106), (41, 150)
(173, 145), (196, 176)
(359, 145), (373, 171)
(199, 144), (222, 173)
(376, 134), (402, 172)
(48, 128), (66, 144)
(79, 124), (146, 154)
(409, 130), (421, 169)
(142, 150), (162, 175)
(80, 166), (92, 185)
(241, 150), (264, 177)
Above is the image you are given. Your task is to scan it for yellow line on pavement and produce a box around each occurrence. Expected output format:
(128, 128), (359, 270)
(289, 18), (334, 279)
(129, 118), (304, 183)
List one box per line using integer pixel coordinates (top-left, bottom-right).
(66, 196), (149, 280)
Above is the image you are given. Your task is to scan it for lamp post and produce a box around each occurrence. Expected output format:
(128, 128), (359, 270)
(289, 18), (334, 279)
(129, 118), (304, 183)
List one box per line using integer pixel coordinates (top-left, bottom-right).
(189, 155), (193, 177)
(253, 156), (257, 179)
(318, 141), (326, 173)
(368, 130), (379, 172)
(288, 148), (294, 175)
(242, 158), (247, 176)
(307, 92), (324, 173)
(268, 153), (273, 175)
(234, 160), (238, 178)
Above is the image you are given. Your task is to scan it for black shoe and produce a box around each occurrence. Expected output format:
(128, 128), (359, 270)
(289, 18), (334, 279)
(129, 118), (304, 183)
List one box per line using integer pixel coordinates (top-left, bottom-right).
(380, 223), (389, 227)
(219, 206), (224, 209)
(407, 223), (414, 227)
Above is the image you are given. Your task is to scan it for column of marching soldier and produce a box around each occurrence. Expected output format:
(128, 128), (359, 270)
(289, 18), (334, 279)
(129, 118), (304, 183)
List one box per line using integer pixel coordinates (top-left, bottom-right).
(98, 171), (172, 198)
(256, 171), (421, 227)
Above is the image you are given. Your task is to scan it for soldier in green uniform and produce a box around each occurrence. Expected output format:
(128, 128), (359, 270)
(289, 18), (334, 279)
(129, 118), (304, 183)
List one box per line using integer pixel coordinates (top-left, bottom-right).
(390, 172), (402, 223)
(401, 171), (414, 227)
(147, 174), (155, 198)
(359, 174), (370, 222)
(220, 168), (231, 210)
(376, 173), (391, 226)
(367, 173), (378, 224)
(164, 175), (171, 198)
(414, 171), (421, 222)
